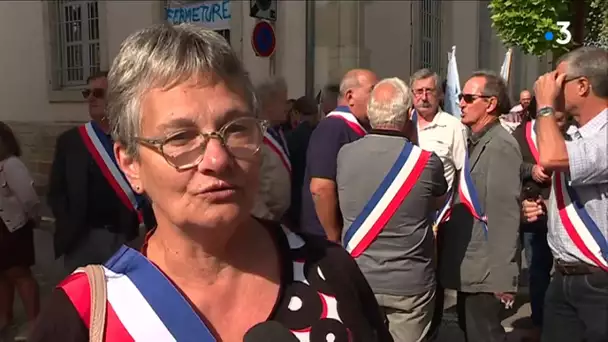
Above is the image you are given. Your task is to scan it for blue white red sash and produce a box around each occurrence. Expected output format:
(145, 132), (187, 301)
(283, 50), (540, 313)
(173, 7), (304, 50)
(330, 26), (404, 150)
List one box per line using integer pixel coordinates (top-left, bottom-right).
(343, 142), (431, 257)
(79, 122), (142, 222)
(326, 106), (366, 136)
(60, 246), (217, 341)
(554, 167), (608, 271)
(435, 151), (488, 237)
(526, 119), (606, 269)
(525, 119), (539, 163)
(263, 127), (291, 174)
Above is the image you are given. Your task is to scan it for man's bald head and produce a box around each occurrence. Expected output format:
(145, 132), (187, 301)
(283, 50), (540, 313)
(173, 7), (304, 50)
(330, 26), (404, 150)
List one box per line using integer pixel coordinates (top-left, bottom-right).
(519, 89), (532, 109)
(367, 77), (412, 130)
(339, 69), (378, 123)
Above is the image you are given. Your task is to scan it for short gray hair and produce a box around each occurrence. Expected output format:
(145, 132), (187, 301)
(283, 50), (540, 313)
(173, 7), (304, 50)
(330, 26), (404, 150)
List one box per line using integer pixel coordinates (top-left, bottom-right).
(255, 77), (287, 105)
(339, 74), (360, 98)
(558, 46), (608, 99)
(107, 24), (255, 156)
(367, 77), (413, 129)
(470, 70), (511, 115)
(409, 68), (441, 93)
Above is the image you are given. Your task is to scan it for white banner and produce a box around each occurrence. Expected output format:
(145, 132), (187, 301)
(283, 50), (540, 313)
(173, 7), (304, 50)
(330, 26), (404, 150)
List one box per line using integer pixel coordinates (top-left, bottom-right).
(166, 0), (231, 31)
(445, 46), (462, 119)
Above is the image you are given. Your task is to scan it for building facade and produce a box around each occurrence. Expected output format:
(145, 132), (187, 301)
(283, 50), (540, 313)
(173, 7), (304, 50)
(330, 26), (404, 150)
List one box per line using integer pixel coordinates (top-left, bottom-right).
(0, 0), (550, 192)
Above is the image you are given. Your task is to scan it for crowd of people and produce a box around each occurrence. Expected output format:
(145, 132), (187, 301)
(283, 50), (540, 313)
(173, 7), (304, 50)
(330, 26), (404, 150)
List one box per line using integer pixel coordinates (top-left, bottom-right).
(0, 23), (605, 342)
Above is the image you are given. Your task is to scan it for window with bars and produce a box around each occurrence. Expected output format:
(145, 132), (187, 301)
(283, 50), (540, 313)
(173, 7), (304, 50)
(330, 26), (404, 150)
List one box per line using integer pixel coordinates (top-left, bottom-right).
(419, 0), (443, 76)
(51, 0), (101, 88)
(478, 1), (492, 69)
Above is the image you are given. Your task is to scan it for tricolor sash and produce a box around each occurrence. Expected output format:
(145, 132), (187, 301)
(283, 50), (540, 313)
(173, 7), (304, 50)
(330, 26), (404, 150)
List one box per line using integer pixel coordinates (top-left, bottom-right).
(434, 151), (488, 237)
(79, 122), (142, 222)
(60, 246), (217, 341)
(326, 106), (367, 136)
(554, 169), (608, 271)
(343, 142), (431, 257)
(263, 127), (291, 174)
(525, 119), (539, 163)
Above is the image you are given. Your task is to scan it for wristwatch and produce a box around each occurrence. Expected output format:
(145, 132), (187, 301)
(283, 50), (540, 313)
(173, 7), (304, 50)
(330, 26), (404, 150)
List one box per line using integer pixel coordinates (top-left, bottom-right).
(537, 106), (555, 117)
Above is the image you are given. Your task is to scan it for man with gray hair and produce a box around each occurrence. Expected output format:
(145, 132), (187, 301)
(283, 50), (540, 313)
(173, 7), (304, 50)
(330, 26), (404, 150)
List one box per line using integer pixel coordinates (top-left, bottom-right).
(438, 70), (521, 342)
(251, 77), (291, 222)
(336, 77), (447, 342)
(523, 46), (608, 342)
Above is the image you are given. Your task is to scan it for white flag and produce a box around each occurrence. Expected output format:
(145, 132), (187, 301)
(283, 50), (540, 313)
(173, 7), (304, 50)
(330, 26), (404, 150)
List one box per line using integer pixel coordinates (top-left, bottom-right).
(444, 46), (462, 119)
(500, 48), (513, 84)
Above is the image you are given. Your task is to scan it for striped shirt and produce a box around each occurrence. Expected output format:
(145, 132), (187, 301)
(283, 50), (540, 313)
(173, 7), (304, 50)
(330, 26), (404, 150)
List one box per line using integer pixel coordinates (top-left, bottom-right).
(547, 108), (608, 264)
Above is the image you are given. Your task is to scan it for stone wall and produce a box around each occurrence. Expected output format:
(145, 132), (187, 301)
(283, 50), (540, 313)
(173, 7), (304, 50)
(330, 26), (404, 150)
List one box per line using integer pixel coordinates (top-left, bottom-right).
(6, 121), (82, 195)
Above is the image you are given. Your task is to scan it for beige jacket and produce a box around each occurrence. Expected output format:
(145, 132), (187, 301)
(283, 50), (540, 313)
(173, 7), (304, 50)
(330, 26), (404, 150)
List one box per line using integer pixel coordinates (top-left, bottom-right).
(251, 144), (291, 221)
(0, 156), (40, 232)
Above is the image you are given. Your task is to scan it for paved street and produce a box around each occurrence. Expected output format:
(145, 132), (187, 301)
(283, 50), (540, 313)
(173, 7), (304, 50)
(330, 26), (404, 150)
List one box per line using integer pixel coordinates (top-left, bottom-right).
(3, 220), (534, 341)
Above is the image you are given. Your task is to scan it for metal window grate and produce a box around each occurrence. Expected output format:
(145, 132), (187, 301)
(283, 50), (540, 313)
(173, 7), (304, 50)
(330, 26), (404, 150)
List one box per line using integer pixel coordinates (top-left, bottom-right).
(53, 0), (100, 88)
(419, 0), (443, 77)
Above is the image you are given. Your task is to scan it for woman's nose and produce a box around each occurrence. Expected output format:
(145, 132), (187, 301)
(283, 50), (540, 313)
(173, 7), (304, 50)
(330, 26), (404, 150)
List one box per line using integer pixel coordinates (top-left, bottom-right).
(197, 138), (232, 173)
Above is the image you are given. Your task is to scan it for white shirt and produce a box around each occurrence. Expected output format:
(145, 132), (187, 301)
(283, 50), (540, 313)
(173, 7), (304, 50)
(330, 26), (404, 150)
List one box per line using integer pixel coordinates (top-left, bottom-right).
(417, 110), (468, 189)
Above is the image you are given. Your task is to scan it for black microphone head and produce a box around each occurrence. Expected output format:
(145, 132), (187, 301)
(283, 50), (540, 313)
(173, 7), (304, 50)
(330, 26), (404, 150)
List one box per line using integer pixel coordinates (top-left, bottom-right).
(243, 321), (299, 342)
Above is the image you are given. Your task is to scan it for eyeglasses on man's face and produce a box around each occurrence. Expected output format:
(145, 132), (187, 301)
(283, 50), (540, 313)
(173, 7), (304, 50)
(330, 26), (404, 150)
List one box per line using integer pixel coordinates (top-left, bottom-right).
(82, 88), (105, 99)
(458, 93), (493, 104)
(135, 117), (268, 170)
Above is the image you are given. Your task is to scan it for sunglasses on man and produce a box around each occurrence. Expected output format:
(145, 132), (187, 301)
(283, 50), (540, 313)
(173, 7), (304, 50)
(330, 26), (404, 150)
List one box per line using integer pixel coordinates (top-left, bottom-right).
(458, 93), (493, 104)
(82, 88), (105, 99)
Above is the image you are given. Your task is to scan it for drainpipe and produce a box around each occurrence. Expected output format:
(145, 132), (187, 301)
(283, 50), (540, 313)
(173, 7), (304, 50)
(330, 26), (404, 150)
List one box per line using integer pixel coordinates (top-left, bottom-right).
(305, 0), (315, 98)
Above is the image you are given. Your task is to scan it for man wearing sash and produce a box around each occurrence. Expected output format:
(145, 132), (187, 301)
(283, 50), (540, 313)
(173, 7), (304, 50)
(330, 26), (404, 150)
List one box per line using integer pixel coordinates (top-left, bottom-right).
(408, 69), (468, 340)
(47, 71), (150, 272)
(438, 71), (522, 342)
(523, 47), (608, 342)
(251, 77), (292, 222)
(300, 69), (378, 239)
(512, 100), (571, 341)
(337, 78), (447, 342)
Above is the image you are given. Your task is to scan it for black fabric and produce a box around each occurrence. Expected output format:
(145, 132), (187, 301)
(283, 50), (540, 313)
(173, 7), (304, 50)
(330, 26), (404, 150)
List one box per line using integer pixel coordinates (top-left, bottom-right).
(46, 127), (149, 257)
(456, 291), (507, 342)
(0, 220), (35, 271)
(512, 121), (552, 200)
(285, 121), (316, 229)
(28, 223), (393, 342)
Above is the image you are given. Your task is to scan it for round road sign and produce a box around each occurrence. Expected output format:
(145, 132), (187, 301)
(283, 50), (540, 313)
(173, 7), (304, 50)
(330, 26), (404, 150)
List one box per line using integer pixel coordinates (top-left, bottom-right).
(252, 21), (276, 58)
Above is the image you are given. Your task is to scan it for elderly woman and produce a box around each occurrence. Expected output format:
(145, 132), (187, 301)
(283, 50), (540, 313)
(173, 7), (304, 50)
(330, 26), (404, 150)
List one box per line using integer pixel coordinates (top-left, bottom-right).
(29, 24), (391, 342)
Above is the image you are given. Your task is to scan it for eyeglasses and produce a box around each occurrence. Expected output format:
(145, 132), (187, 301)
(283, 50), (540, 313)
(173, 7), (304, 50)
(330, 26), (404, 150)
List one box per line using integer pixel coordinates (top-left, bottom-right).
(82, 88), (105, 99)
(458, 93), (493, 104)
(135, 117), (268, 170)
(413, 88), (436, 97)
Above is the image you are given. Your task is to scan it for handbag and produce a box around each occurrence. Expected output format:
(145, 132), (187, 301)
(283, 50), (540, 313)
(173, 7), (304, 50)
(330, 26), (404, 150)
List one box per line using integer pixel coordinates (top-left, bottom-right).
(77, 265), (108, 342)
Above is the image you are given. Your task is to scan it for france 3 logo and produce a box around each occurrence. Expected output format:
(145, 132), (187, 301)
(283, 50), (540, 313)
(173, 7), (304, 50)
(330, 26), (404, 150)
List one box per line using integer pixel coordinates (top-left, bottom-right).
(544, 21), (572, 45)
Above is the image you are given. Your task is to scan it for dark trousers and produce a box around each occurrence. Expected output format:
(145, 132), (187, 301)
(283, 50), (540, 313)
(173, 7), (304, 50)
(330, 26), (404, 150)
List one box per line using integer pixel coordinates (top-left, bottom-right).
(541, 271), (608, 342)
(456, 292), (507, 342)
(521, 226), (553, 327)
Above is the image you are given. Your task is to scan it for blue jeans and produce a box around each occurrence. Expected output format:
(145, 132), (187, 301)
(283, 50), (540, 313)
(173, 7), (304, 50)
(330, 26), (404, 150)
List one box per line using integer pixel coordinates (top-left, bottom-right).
(521, 225), (553, 327)
(542, 271), (608, 342)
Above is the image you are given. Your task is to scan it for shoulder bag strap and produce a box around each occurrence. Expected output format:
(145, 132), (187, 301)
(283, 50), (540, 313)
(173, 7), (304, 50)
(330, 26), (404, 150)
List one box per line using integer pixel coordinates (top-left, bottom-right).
(78, 265), (107, 342)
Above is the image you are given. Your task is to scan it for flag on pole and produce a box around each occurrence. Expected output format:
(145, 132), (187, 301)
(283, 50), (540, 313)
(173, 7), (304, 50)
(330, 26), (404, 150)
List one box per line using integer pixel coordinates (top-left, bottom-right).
(500, 48), (513, 84)
(444, 46), (462, 119)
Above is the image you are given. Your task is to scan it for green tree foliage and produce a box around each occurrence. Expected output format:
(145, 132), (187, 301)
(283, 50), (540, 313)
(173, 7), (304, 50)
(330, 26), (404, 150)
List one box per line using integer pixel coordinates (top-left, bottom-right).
(585, 0), (608, 48)
(489, 0), (571, 56)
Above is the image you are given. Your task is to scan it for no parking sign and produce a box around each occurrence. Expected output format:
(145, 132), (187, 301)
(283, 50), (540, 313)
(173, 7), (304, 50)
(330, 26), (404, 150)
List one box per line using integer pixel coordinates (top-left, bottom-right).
(251, 21), (276, 58)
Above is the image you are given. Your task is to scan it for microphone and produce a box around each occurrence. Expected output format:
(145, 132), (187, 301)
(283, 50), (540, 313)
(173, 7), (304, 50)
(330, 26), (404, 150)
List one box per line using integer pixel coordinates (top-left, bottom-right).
(243, 321), (300, 342)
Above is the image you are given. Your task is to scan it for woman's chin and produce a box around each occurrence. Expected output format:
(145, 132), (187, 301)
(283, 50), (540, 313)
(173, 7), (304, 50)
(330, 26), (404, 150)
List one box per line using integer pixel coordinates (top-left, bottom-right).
(186, 203), (248, 228)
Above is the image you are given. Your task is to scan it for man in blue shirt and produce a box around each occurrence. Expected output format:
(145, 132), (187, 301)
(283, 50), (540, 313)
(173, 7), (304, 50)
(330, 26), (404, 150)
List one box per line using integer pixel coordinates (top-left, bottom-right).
(299, 69), (378, 239)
